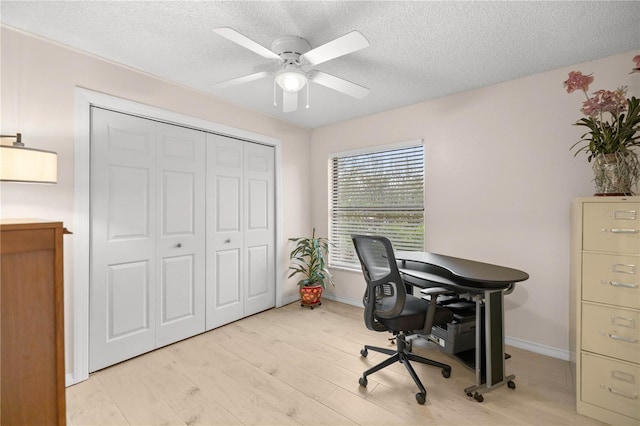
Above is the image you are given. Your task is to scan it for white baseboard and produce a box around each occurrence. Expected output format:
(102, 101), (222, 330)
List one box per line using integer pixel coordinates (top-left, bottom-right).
(505, 336), (570, 361)
(281, 294), (302, 306)
(282, 293), (362, 308)
(322, 294), (362, 307)
(322, 295), (570, 361)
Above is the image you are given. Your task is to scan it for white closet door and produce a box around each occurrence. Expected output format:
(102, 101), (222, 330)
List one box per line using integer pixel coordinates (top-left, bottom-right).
(206, 135), (275, 329)
(90, 109), (206, 371)
(155, 123), (206, 347)
(243, 142), (275, 316)
(206, 134), (245, 329)
(90, 108), (158, 371)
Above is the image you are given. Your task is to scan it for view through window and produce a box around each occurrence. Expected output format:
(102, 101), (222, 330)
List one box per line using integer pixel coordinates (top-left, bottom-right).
(329, 143), (425, 268)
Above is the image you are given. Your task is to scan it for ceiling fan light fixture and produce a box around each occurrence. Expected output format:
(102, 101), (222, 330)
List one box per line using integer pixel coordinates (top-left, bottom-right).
(275, 69), (308, 93)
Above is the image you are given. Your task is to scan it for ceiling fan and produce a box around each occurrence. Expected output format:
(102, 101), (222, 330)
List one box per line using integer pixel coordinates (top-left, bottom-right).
(211, 27), (370, 112)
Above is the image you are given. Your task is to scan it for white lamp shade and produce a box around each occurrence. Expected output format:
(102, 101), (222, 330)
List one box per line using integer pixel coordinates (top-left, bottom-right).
(275, 71), (308, 93)
(0, 145), (58, 183)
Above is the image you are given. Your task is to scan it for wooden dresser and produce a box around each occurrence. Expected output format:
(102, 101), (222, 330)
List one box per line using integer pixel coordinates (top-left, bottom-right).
(572, 197), (640, 425)
(1, 219), (67, 425)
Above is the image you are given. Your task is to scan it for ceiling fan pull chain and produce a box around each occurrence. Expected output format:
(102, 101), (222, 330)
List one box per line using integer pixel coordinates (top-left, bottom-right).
(306, 83), (310, 109)
(273, 80), (277, 107)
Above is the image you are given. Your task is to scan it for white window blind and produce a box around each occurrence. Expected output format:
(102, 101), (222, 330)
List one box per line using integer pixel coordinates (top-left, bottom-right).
(330, 144), (425, 268)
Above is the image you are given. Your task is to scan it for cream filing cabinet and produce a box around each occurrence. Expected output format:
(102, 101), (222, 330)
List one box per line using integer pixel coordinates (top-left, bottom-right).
(572, 196), (640, 425)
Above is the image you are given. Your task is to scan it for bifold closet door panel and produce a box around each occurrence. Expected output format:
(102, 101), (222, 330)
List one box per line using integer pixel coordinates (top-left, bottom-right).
(155, 122), (206, 347)
(90, 108), (158, 372)
(243, 142), (275, 316)
(206, 134), (245, 330)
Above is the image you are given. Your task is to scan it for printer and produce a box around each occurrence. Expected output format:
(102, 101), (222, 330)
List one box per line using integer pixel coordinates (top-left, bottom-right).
(423, 292), (476, 356)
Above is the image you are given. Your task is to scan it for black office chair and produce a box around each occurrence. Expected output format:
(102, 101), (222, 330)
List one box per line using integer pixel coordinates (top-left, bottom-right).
(351, 235), (454, 404)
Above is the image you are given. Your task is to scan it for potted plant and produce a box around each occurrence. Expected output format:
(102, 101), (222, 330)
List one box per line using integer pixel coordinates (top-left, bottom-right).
(288, 228), (334, 309)
(564, 55), (640, 195)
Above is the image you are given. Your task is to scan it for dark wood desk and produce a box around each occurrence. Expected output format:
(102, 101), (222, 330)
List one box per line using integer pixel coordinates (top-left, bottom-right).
(395, 250), (529, 402)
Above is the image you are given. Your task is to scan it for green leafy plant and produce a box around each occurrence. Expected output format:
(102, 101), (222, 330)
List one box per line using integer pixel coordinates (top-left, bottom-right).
(288, 228), (335, 289)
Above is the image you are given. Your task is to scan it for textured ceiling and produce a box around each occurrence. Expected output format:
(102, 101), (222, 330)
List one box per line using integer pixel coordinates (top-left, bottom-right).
(2, 1), (640, 129)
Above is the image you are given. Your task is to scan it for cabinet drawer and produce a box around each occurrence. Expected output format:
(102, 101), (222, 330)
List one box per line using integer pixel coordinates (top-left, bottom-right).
(583, 202), (640, 254)
(582, 303), (640, 364)
(581, 353), (639, 421)
(583, 253), (640, 309)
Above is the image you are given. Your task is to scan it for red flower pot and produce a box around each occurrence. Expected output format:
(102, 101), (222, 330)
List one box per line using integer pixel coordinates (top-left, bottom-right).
(300, 284), (323, 308)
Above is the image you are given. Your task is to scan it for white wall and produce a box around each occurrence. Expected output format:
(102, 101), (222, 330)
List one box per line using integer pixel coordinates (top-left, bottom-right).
(312, 50), (640, 358)
(0, 26), (312, 378)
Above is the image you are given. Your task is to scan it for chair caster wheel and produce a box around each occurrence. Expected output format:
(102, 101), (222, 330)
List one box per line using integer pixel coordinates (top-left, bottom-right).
(360, 348), (368, 357)
(359, 376), (368, 387)
(466, 391), (473, 398)
(441, 368), (451, 378)
(507, 380), (516, 389)
(415, 392), (426, 405)
(473, 392), (484, 403)
(301, 303), (304, 307)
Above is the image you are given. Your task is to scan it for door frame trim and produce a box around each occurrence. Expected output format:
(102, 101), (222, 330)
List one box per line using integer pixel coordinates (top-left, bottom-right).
(72, 87), (283, 385)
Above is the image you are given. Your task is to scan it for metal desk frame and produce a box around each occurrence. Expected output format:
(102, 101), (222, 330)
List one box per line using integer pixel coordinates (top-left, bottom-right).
(395, 251), (529, 402)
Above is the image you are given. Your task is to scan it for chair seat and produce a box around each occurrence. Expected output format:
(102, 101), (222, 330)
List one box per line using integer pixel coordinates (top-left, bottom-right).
(378, 295), (454, 332)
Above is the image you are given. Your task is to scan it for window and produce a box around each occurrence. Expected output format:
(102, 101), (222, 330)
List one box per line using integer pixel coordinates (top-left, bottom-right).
(329, 142), (425, 268)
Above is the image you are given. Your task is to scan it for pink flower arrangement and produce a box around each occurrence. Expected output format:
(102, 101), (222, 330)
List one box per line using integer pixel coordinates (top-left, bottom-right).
(564, 71), (628, 118)
(564, 56), (640, 162)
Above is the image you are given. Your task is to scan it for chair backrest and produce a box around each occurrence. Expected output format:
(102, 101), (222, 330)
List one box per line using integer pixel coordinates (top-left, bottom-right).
(351, 235), (407, 332)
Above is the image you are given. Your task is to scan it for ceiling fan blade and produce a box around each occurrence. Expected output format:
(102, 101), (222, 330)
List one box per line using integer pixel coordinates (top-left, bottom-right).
(301, 31), (369, 66)
(310, 71), (370, 99)
(282, 91), (298, 113)
(212, 71), (270, 89)
(213, 27), (281, 60)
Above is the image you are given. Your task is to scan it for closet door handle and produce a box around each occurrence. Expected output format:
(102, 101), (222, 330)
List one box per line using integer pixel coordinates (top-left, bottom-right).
(176, 243), (182, 248)
(224, 239), (231, 244)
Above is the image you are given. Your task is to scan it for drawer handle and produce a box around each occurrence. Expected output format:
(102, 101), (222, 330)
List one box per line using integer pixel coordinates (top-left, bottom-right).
(608, 333), (638, 344)
(611, 370), (636, 384)
(603, 386), (638, 400)
(611, 316), (636, 328)
(609, 228), (639, 234)
(611, 210), (638, 220)
(608, 281), (639, 289)
(612, 264), (637, 274)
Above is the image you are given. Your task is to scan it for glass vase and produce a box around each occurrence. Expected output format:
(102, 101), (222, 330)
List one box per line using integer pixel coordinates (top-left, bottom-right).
(592, 153), (634, 196)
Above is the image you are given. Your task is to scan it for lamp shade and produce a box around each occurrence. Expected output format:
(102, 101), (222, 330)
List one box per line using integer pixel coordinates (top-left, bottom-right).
(275, 70), (308, 93)
(0, 145), (58, 183)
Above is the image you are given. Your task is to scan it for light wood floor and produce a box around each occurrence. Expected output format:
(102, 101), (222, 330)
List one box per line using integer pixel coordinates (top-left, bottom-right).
(67, 299), (603, 425)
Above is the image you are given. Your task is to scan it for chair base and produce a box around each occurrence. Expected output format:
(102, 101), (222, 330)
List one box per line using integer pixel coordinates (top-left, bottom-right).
(359, 334), (451, 404)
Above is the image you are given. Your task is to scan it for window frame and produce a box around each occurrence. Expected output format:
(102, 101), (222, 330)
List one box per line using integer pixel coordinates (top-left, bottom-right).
(328, 139), (425, 270)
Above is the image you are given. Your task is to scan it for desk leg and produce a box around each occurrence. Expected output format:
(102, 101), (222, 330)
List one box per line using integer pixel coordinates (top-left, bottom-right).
(486, 290), (504, 385)
(464, 289), (516, 402)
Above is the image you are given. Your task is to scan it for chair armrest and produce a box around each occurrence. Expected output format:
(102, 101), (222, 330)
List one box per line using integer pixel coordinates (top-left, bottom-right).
(419, 288), (453, 335)
(420, 286), (453, 295)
